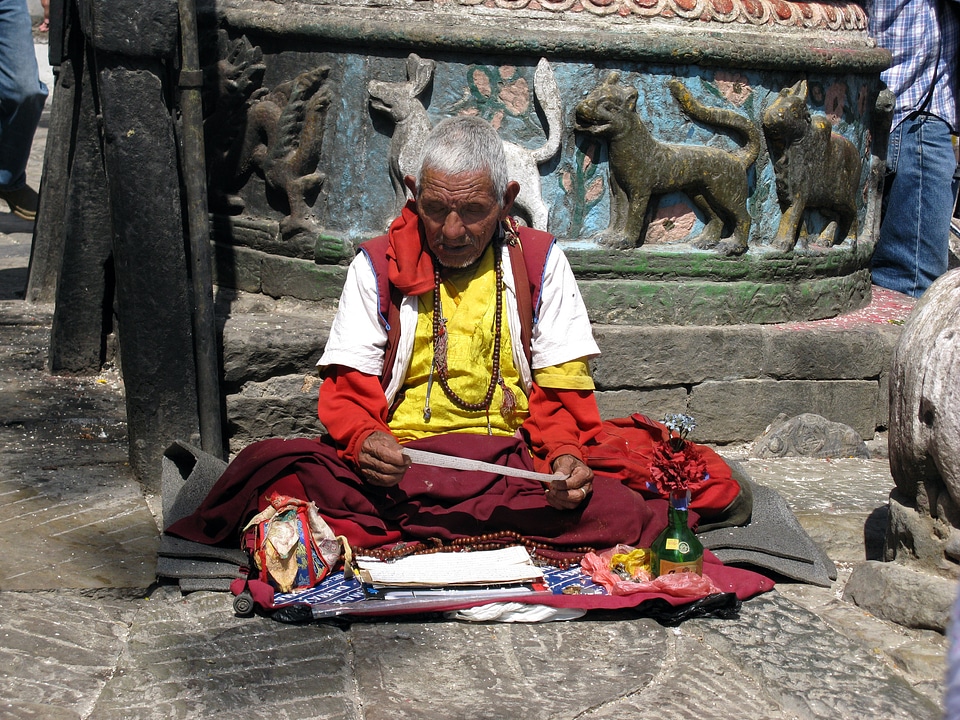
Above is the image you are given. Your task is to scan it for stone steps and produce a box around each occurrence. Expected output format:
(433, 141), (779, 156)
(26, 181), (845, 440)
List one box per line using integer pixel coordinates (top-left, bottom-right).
(219, 287), (913, 453)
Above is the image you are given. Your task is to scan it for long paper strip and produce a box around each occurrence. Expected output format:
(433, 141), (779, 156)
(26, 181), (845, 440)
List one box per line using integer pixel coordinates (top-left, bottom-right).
(402, 447), (566, 485)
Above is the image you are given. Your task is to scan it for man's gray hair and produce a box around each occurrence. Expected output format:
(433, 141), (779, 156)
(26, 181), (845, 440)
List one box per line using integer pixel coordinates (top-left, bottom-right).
(416, 116), (509, 203)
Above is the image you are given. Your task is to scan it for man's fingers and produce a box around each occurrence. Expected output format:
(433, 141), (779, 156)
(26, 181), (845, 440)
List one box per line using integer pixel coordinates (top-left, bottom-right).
(545, 481), (592, 510)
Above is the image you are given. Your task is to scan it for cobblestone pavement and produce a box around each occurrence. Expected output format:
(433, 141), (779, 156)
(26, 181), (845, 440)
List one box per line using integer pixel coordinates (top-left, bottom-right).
(0, 41), (950, 720)
(1, 228), (951, 720)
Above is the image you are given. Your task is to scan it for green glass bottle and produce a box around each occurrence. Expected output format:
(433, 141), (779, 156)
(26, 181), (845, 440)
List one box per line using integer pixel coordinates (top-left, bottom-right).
(651, 490), (704, 576)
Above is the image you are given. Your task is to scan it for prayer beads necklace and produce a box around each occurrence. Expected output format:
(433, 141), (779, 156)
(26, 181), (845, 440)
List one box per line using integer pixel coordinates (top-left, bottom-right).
(423, 241), (516, 427)
(354, 531), (596, 570)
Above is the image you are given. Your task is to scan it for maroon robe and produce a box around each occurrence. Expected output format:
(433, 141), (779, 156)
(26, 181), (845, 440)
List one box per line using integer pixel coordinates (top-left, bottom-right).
(165, 432), (681, 555)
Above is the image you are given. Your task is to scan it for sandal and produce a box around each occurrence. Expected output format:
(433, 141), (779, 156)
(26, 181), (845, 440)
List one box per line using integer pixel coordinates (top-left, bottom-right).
(0, 185), (39, 221)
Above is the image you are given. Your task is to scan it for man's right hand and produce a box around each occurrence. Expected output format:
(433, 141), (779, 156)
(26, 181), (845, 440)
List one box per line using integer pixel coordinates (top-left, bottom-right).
(358, 431), (411, 487)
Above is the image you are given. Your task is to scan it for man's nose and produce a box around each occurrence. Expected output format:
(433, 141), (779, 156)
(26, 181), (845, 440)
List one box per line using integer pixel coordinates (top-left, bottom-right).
(442, 210), (465, 238)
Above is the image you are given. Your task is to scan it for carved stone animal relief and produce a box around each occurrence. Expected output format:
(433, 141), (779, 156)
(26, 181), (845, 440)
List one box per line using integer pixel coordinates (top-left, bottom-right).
(574, 74), (760, 255)
(205, 35), (332, 240)
(367, 54), (562, 230)
(762, 79), (862, 252)
(367, 54), (436, 220)
(239, 66), (332, 239)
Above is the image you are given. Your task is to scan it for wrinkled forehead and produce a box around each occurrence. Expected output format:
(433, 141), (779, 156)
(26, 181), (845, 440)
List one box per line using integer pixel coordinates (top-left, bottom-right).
(417, 169), (500, 206)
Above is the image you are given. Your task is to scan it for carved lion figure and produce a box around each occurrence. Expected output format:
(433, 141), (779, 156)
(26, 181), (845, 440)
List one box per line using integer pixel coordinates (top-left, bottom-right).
(762, 79), (862, 252)
(574, 73), (761, 255)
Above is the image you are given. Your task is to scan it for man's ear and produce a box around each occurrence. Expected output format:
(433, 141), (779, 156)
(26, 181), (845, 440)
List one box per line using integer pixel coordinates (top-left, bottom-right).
(500, 181), (521, 218)
(403, 175), (418, 199)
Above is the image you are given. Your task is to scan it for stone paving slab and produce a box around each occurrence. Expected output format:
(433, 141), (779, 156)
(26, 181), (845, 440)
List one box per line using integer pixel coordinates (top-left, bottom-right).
(0, 585), (944, 720)
(0, 248), (950, 719)
(0, 301), (156, 591)
(88, 588), (356, 720)
(0, 590), (139, 719)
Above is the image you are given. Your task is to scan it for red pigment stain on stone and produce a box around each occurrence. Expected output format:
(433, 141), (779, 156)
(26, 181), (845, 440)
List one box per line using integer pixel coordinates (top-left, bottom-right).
(781, 287), (915, 331)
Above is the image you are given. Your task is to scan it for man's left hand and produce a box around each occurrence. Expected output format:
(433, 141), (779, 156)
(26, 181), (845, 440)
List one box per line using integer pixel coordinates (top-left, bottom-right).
(545, 454), (593, 510)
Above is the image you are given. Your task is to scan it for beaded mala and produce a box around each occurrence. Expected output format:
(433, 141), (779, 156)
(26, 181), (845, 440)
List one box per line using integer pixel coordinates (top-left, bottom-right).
(353, 531), (596, 570)
(422, 239), (517, 429)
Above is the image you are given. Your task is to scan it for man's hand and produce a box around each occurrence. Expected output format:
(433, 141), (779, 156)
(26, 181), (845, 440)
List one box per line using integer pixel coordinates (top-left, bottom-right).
(545, 454), (593, 510)
(358, 431), (411, 487)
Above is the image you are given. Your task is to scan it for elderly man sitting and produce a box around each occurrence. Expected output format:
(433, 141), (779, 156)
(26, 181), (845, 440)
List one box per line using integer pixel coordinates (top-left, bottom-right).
(168, 116), (751, 556)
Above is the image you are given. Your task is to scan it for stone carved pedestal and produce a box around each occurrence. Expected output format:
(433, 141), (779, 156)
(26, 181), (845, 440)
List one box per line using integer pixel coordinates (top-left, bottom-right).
(192, 0), (900, 452)
(203, 0), (890, 325)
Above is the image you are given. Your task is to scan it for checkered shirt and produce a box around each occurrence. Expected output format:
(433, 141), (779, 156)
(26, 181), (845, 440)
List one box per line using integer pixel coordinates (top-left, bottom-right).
(868, 0), (960, 133)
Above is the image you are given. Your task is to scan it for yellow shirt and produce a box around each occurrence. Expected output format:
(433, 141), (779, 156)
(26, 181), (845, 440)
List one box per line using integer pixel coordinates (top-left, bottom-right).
(389, 245), (594, 441)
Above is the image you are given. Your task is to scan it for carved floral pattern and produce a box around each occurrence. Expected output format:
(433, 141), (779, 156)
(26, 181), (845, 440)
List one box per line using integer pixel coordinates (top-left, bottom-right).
(458, 0), (867, 30)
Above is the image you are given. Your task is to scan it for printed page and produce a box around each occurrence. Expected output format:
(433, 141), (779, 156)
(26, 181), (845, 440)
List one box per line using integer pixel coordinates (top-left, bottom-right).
(356, 546), (545, 587)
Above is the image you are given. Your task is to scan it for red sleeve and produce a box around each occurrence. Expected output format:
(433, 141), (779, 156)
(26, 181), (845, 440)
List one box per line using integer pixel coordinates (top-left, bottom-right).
(318, 366), (393, 466)
(521, 385), (604, 472)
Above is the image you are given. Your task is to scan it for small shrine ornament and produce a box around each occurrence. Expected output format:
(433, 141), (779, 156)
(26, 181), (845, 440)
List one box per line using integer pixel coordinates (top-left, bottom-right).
(650, 414), (705, 576)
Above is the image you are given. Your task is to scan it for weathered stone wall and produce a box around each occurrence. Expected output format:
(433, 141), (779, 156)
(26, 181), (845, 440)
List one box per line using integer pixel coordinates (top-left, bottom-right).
(220, 298), (905, 453)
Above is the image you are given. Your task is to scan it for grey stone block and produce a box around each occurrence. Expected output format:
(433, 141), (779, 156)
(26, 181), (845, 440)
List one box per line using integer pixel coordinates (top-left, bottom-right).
(221, 313), (332, 386)
(226, 383), (323, 451)
(212, 241), (264, 294)
(594, 388), (688, 421)
(761, 326), (889, 380)
(80, 0), (179, 58)
(878, 366), (891, 429)
(260, 253), (347, 302)
(591, 324), (764, 388)
(221, 216), (314, 259)
(843, 561), (955, 632)
(688, 379), (880, 443)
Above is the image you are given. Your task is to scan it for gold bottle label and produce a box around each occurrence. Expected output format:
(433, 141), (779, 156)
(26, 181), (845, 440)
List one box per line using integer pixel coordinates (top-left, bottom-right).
(657, 558), (703, 575)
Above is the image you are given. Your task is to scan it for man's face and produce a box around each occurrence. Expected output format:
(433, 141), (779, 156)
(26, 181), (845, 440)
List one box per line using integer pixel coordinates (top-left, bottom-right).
(405, 170), (519, 269)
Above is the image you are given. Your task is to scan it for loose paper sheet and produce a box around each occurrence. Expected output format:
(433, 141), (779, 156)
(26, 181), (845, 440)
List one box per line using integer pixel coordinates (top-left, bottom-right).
(356, 546), (545, 587)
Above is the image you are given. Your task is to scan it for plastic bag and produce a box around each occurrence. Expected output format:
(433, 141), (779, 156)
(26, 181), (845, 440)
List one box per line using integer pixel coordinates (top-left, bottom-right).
(581, 546), (721, 597)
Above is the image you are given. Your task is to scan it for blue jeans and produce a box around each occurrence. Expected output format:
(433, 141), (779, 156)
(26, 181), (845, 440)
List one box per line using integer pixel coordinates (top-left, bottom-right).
(0, 0), (48, 191)
(871, 112), (959, 298)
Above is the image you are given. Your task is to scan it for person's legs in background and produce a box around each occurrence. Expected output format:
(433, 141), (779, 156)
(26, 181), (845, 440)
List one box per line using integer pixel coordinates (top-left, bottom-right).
(0, 0), (49, 220)
(871, 112), (959, 298)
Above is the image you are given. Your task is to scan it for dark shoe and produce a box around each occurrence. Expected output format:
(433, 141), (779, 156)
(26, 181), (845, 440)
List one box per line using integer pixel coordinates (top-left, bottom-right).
(0, 185), (39, 221)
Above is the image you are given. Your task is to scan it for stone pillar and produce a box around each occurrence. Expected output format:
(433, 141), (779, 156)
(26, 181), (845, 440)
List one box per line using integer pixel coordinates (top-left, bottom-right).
(39, 0), (202, 490)
(48, 49), (113, 373)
